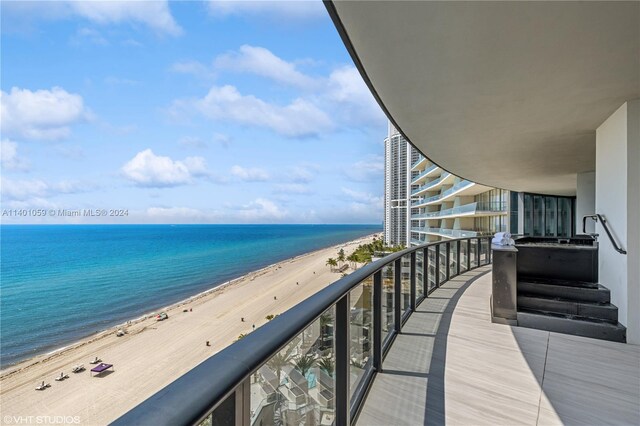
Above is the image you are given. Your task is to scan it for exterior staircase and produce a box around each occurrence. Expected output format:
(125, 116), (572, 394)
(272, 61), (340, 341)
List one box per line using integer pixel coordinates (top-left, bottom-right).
(514, 238), (626, 343)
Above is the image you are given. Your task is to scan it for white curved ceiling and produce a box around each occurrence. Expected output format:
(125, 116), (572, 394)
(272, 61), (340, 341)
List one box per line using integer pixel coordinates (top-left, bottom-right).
(328, 1), (640, 195)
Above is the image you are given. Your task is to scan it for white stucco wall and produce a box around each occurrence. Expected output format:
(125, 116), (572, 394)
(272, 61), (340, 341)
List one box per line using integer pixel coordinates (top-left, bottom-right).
(596, 100), (639, 344)
(626, 100), (639, 345)
(576, 171), (596, 234)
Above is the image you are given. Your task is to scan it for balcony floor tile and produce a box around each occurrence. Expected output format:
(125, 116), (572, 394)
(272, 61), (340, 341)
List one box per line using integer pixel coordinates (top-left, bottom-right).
(356, 266), (640, 426)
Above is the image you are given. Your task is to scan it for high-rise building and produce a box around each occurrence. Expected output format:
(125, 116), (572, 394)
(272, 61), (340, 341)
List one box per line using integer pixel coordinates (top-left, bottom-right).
(384, 122), (509, 247)
(383, 123), (418, 246)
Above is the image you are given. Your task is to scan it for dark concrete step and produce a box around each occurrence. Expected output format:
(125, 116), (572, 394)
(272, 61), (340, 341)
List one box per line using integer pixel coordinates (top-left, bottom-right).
(517, 280), (610, 303)
(517, 309), (626, 343)
(518, 276), (599, 289)
(517, 294), (618, 323)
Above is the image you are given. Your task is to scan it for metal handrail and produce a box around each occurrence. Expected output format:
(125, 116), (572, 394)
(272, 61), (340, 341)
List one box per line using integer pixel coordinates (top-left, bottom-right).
(583, 214), (627, 254)
(113, 236), (493, 426)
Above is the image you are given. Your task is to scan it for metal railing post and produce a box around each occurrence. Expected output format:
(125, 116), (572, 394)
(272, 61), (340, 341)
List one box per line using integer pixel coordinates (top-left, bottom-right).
(434, 244), (440, 287)
(423, 247), (429, 293)
(488, 238), (492, 264)
(456, 240), (461, 275)
(394, 259), (402, 332)
(476, 238), (481, 267)
(445, 242), (451, 281)
(410, 251), (416, 311)
(466, 239), (471, 271)
(335, 294), (350, 426)
(373, 270), (382, 372)
(236, 378), (250, 426)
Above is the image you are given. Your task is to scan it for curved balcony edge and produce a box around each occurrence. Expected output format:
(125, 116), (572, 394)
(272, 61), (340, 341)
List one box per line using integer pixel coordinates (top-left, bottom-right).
(112, 237), (493, 426)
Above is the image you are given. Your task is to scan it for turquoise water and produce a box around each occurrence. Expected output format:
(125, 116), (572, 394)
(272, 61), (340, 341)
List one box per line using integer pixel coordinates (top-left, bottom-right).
(0, 224), (380, 366)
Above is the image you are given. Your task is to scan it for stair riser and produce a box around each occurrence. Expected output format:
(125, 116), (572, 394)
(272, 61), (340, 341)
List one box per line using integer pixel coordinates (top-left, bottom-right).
(517, 296), (618, 323)
(517, 312), (626, 343)
(518, 282), (610, 303)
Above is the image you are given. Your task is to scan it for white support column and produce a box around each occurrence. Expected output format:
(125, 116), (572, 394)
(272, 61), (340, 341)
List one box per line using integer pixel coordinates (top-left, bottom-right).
(595, 100), (640, 344)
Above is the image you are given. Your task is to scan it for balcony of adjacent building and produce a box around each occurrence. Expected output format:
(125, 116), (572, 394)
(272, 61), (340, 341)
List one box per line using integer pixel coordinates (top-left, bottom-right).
(410, 155), (428, 171)
(410, 164), (440, 186)
(410, 226), (487, 240)
(411, 180), (491, 208)
(410, 172), (454, 197)
(412, 201), (507, 221)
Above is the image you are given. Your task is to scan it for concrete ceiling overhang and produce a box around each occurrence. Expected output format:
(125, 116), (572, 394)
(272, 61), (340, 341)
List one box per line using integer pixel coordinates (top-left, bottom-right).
(326, 1), (640, 196)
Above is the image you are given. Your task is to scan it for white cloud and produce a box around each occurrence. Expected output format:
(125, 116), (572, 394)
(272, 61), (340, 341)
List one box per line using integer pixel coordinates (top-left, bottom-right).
(235, 197), (288, 221)
(341, 187), (383, 206)
(121, 149), (208, 187)
(173, 84), (333, 137)
(231, 165), (270, 182)
(1, 177), (94, 201)
(146, 206), (208, 219)
(1, 139), (29, 171)
(69, 0), (182, 36)
(326, 66), (386, 126)
(215, 45), (317, 89)
(207, 0), (326, 21)
(344, 155), (385, 182)
(2, 0), (182, 36)
(1, 87), (90, 140)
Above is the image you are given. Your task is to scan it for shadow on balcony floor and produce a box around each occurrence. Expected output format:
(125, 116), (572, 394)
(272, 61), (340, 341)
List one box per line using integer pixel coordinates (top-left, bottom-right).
(356, 266), (640, 426)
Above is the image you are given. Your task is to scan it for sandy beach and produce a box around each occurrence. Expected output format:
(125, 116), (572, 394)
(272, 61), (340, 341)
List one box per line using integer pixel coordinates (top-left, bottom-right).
(0, 234), (377, 425)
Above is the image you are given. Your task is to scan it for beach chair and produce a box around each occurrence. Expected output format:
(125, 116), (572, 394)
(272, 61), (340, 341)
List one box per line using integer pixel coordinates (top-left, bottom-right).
(35, 381), (50, 391)
(72, 364), (85, 373)
(89, 357), (101, 364)
(55, 372), (69, 381)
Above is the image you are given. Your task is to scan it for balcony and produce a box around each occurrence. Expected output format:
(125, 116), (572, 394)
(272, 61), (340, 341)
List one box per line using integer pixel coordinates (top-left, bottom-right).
(410, 156), (428, 171)
(411, 180), (475, 207)
(114, 235), (639, 425)
(411, 227), (482, 239)
(412, 201), (507, 220)
(113, 237), (494, 425)
(410, 164), (440, 185)
(410, 172), (453, 196)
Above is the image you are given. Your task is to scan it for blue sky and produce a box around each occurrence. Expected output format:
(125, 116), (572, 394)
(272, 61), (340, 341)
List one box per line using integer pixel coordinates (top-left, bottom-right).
(0, 0), (386, 224)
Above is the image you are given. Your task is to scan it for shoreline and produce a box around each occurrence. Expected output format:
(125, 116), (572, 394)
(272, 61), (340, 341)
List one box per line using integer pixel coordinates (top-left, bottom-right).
(0, 233), (378, 380)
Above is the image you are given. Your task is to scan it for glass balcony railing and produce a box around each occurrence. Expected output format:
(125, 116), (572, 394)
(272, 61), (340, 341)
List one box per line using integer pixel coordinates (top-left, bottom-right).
(411, 180), (474, 206)
(411, 172), (451, 195)
(411, 227), (483, 238)
(410, 156), (428, 170)
(412, 202), (507, 219)
(113, 237), (493, 426)
(410, 164), (439, 185)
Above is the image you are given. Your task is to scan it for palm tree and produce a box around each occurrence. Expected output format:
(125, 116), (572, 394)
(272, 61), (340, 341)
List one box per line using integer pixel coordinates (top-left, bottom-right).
(293, 354), (316, 377)
(267, 348), (294, 385)
(347, 252), (359, 269)
(326, 257), (337, 271)
(337, 248), (345, 266)
(317, 356), (335, 377)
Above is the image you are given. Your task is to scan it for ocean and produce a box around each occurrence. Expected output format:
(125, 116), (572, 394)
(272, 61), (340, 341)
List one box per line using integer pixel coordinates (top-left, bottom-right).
(0, 224), (381, 367)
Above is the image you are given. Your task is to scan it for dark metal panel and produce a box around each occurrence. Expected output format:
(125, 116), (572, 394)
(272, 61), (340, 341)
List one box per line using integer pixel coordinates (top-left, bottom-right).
(373, 271), (382, 372)
(445, 242), (451, 281)
(335, 294), (350, 426)
(394, 259), (402, 332)
(434, 244), (440, 287)
(491, 245), (518, 324)
(410, 251), (416, 311)
(456, 240), (461, 275)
